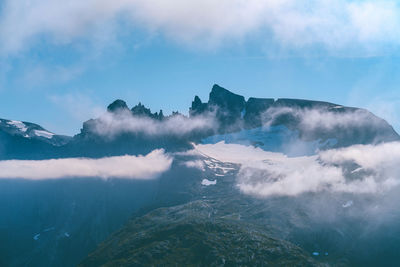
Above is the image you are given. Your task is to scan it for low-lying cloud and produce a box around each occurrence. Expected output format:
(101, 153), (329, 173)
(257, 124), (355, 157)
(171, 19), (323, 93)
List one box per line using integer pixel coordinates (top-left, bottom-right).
(263, 106), (383, 131)
(0, 149), (172, 180)
(194, 141), (400, 197)
(88, 110), (216, 138)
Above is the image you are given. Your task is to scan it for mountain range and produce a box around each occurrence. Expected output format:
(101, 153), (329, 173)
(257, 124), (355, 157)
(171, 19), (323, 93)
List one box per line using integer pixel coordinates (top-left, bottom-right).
(1, 84), (398, 159)
(1, 84), (399, 266)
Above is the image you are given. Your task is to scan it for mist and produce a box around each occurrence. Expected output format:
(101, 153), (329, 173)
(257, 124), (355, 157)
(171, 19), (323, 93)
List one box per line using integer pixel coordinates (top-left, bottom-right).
(0, 149), (172, 180)
(86, 110), (217, 139)
(262, 105), (387, 131)
(194, 141), (400, 197)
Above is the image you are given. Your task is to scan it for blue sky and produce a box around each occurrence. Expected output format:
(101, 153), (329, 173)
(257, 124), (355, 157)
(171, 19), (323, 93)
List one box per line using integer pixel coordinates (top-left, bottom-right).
(1, 0), (400, 135)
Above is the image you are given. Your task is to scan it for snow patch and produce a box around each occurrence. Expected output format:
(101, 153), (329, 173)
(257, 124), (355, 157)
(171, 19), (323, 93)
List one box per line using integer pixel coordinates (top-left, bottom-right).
(7, 120), (27, 132)
(331, 105), (344, 109)
(202, 126), (337, 157)
(342, 200), (353, 208)
(201, 179), (217, 186)
(34, 130), (55, 139)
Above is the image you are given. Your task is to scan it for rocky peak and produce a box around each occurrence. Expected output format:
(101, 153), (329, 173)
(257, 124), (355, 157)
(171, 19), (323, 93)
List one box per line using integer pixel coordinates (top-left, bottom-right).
(209, 84), (246, 112)
(158, 110), (164, 120)
(131, 103), (165, 120)
(190, 96), (207, 116)
(107, 99), (129, 113)
(131, 102), (153, 117)
(85, 84), (400, 148)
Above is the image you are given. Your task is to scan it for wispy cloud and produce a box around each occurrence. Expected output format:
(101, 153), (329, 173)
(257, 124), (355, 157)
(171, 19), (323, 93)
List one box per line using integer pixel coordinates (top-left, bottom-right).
(263, 105), (385, 131)
(87, 110), (217, 138)
(181, 160), (205, 171)
(1, 0), (400, 55)
(0, 149), (172, 180)
(49, 93), (104, 122)
(194, 141), (400, 197)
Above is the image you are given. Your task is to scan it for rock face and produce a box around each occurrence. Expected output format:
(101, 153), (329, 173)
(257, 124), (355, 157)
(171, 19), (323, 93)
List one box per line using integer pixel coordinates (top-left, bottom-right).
(208, 84), (246, 130)
(189, 84), (400, 146)
(190, 84), (246, 131)
(67, 84), (400, 158)
(107, 99), (129, 113)
(244, 97), (275, 127)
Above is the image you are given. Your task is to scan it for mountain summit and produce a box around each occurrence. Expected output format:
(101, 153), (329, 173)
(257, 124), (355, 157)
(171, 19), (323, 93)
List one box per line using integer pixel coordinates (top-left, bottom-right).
(1, 84), (400, 266)
(0, 84), (398, 159)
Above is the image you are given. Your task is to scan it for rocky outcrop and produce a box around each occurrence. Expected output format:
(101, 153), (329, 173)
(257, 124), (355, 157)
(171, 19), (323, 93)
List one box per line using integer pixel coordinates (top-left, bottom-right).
(189, 84), (400, 146)
(107, 99), (129, 113)
(244, 97), (275, 128)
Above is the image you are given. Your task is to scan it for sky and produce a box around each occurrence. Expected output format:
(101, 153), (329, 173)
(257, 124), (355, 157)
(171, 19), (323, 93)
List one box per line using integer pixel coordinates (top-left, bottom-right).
(1, 0), (400, 135)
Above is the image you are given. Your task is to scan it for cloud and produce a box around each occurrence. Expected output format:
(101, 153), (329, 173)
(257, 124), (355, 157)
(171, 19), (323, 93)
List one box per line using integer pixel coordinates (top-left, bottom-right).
(350, 90), (400, 134)
(20, 64), (86, 88)
(1, 0), (400, 55)
(194, 141), (400, 197)
(49, 93), (104, 122)
(263, 105), (383, 131)
(181, 160), (205, 171)
(88, 110), (217, 138)
(0, 149), (172, 180)
(320, 142), (400, 177)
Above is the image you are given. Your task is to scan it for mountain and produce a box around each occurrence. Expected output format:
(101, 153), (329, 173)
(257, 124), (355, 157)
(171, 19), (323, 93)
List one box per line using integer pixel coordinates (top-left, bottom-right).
(0, 118), (71, 159)
(1, 84), (399, 267)
(78, 154), (323, 267)
(1, 84), (397, 159)
(190, 84), (399, 148)
(80, 202), (323, 267)
(80, 150), (400, 267)
(66, 84), (400, 158)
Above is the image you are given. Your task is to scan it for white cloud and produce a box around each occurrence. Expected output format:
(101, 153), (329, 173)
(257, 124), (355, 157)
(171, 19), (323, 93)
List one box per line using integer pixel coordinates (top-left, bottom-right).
(88, 110), (216, 138)
(0, 149), (172, 180)
(182, 160), (205, 171)
(263, 105), (387, 133)
(1, 0), (400, 55)
(194, 141), (400, 197)
(320, 142), (400, 176)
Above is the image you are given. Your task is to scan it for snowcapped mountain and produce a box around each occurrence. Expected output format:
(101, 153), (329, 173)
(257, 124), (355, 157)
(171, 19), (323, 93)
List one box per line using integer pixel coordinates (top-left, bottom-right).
(1, 84), (397, 160)
(1, 84), (400, 266)
(67, 84), (399, 158)
(0, 118), (71, 160)
(0, 118), (71, 146)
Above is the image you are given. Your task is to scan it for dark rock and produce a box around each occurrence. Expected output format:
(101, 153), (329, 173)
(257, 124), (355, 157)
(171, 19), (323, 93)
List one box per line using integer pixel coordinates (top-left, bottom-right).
(244, 97), (275, 128)
(158, 110), (164, 120)
(208, 84), (246, 131)
(274, 98), (335, 109)
(131, 102), (154, 118)
(190, 96), (207, 116)
(209, 84), (246, 113)
(107, 99), (129, 113)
